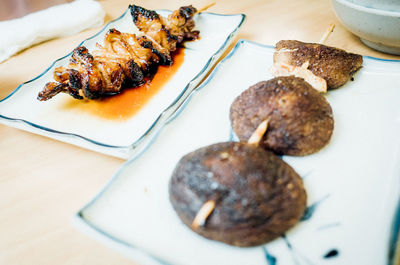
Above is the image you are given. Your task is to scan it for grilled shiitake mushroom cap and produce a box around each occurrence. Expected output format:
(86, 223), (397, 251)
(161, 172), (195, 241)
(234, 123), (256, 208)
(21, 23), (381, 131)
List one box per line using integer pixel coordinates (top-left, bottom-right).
(273, 40), (363, 90)
(169, 142), (307, 247)
(230, 76), (334, 156)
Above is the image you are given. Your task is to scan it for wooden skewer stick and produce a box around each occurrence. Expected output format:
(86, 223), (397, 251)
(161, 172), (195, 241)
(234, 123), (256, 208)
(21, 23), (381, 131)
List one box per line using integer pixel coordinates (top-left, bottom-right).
(191, 200), (216, 229)
(319, 23), (336, 44)
(248, 119), (270, 146)
(196, 2), (216, 14)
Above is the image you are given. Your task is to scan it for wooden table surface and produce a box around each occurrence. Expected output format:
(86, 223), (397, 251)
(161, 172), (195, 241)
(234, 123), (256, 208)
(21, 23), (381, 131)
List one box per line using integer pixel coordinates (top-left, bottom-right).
(0, 0), (399, 264)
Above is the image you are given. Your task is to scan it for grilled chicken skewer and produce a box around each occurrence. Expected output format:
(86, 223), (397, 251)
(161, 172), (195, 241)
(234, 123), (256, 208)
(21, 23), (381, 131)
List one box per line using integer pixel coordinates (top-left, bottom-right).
(38, 5), (199, 101)
(39, 30), (159, 101)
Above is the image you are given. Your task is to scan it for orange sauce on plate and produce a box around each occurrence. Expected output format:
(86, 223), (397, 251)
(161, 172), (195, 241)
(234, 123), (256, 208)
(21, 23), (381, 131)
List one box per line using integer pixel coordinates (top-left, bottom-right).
(62, 48), (185, 121)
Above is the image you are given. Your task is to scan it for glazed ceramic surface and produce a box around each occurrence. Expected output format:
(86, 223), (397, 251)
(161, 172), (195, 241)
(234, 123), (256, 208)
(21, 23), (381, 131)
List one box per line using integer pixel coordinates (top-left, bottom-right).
(74, 40), (400, 265)
(346, 0), (400, 12)
(0, 8), (245, 158)
(332, 0), (400, 55)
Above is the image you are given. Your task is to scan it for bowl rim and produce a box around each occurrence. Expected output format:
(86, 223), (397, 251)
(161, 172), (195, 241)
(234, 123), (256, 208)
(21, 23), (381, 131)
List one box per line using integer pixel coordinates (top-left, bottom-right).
(333, 0), (400, 17)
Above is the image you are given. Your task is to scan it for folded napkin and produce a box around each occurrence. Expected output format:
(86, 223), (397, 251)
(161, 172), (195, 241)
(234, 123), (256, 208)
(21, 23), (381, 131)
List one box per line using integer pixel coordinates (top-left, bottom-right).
(0, 0), (105, 63)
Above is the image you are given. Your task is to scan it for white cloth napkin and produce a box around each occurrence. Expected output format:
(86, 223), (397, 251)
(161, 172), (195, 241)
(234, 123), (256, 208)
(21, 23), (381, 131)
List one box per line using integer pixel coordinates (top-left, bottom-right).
(0, 0), (105, 63)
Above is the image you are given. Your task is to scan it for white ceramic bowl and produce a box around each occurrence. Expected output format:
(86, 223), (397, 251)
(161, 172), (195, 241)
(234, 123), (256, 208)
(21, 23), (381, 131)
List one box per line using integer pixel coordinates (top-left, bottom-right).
(332, 0), (400, 55)
(346, 0), (400, 12)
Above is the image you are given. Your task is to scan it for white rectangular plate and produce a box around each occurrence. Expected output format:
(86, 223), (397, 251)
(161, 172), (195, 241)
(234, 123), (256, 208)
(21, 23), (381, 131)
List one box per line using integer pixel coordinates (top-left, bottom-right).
(0, 8), (245, 158)
(74, 40), (400, 265)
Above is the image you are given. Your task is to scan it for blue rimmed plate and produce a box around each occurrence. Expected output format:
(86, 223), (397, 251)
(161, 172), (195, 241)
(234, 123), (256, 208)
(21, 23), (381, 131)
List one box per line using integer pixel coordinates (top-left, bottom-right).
(73, 39), (400, 265)
(0, 8), (245, 158)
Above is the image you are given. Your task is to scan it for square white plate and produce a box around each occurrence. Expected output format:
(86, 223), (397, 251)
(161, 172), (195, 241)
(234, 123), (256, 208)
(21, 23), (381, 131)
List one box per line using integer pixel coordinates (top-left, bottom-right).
(0, 8), (245, 158)
(74, 39), (400, 265)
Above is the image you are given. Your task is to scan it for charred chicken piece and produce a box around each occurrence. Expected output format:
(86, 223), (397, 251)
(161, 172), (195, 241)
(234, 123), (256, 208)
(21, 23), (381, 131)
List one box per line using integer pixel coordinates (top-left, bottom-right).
(129, 5), (173, 65)
(93, 29), (159, 82)
(169, 142), (307, 247)
(164, 5), (199, 42)
(129, 5), (199, 65)
(38, 29), (157, 101)
(230, 76), (334, 156)
(271, 40), (363, 92)
(38, 5), (200, 101)
(38, 82), (82, 101)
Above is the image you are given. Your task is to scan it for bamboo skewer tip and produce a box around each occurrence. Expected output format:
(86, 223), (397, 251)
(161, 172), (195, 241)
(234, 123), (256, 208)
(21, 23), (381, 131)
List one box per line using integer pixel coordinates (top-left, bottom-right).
(248, 119), (270, 146)
(191, 200), (216, 229)
(319, 23), (336, 44)
(197, 2), (216, 14)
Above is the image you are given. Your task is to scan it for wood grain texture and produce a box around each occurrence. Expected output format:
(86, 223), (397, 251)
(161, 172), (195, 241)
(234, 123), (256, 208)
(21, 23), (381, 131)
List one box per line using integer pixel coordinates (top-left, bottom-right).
(0, 0), (399, 265)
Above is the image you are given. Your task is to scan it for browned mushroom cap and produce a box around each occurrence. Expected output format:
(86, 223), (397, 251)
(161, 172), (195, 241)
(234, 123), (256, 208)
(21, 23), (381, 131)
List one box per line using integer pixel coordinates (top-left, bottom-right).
(169, 142), (307, 247)
(230, 76), (334, 156)
(274, 40), (363, 90)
